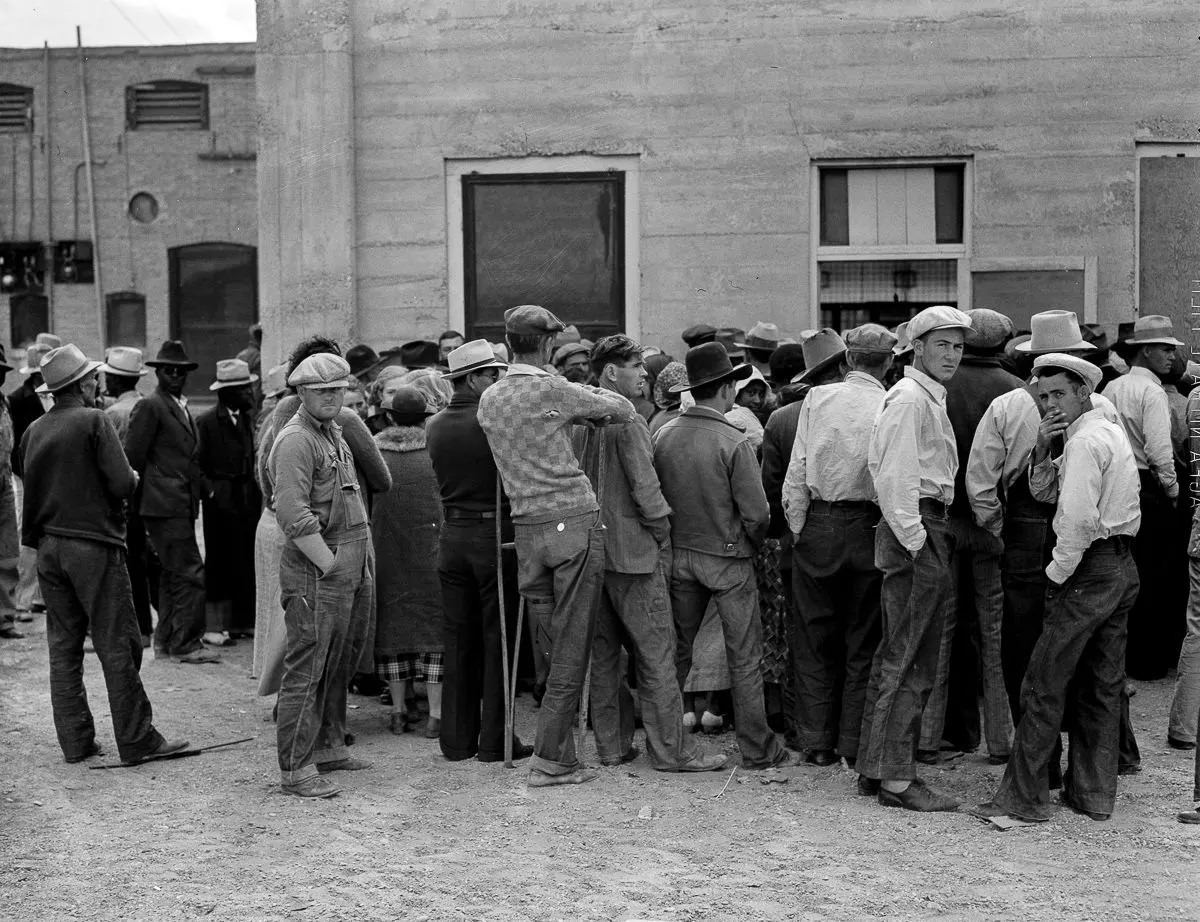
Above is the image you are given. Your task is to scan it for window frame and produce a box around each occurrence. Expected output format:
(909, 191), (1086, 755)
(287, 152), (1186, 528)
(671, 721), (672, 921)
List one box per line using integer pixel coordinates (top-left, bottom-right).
(104, 290), (148, 348)
(810, 158), (973, 329)
(0, 83), (34, 133)
(125, 80), (209, 131)
(446, 154), (641, 340)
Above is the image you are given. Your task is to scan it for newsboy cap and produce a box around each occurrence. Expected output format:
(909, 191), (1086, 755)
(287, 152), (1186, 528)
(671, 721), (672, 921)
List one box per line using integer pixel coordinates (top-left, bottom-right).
(964, 309), (1014, 351)
(906, 305), (973, 342)
(288, 353), (351, 389)
(505, 304), (566, 336)
(1032, 353), (1102, 391)
(844, 323), (898, 356)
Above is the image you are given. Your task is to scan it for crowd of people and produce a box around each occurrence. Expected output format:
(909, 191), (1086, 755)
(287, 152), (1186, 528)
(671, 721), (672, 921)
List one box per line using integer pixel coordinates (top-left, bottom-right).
(6, 304), (1200, 823)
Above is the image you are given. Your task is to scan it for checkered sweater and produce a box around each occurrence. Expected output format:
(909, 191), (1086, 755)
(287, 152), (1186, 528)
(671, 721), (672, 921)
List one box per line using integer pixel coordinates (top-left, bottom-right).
(478, 364), (636, 522)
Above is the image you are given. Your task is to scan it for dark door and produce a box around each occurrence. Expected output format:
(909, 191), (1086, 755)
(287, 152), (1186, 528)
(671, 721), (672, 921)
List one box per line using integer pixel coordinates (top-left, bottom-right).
(169, 243), (257, 398)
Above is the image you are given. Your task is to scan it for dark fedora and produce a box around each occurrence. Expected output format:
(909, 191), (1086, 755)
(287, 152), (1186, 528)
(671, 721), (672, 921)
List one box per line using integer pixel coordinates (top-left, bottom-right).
(345, 343), (381, 378)
(398, 340), (440, 369)
(670, 341), (754, 393)
(145, 340), (198, 370)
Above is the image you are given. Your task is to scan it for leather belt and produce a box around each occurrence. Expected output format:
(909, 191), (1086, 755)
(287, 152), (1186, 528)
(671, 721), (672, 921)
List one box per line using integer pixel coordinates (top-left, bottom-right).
(443, 508), (498, 521)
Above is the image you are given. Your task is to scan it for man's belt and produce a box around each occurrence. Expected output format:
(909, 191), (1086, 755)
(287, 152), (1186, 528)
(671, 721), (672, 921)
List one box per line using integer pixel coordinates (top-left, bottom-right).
(809, 499), (878, 514)
(443, 508), (498, 521)
(918, 497), (949, 518)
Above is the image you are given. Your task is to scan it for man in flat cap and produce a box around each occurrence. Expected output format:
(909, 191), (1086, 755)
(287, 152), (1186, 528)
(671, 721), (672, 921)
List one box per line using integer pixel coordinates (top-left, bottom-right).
(920, 308), (1020, 767)
(1105, 315), (1183, 681)
(781, 323), (894, 768)
(269, 352), (376, 798)
(979, 353), (1140, 823)
(478, 304), (637, 787)
(680, 324), (717, 349)
(552, 343), (592, 384)
(653, 342), (794, 771)
(857, 304), (972, 811)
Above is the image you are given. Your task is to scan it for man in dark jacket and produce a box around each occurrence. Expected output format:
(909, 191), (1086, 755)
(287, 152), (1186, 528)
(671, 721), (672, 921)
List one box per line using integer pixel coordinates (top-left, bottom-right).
(123, 341), (216, 665)
(653, 342), (793, 771)
(20, 344), (186, 765)
(196, 359), (262, 646)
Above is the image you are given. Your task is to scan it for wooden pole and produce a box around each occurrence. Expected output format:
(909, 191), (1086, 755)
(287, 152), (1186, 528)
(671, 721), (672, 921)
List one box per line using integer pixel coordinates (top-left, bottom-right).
(76, 26), (103, 347)
(43, 41), (54, 328)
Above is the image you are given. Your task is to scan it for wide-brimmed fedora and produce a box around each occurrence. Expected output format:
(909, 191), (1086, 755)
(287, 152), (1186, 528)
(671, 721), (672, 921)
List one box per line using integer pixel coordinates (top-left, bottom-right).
(36, 344), (102, 393)
(145, 340), (199, 369)
(671, 341), (753, 393)
(797, 329), (847, 383)
(1015, 311), (1094, 354)
(736, 322), (782, 354)
(1124, 315), (1185, 347)
(262, 363), (289, 398)
(101, 346), (149, 378)
(19, 342), (53, 375)
(209, 358), (259, 391)
(715, 328), (747, 360)
(443, 339), (509, 380)
(345, 344), (381, 378)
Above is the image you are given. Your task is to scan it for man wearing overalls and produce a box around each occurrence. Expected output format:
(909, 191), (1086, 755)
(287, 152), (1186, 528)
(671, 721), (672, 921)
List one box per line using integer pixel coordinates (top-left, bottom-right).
(269, 353), (375, 798)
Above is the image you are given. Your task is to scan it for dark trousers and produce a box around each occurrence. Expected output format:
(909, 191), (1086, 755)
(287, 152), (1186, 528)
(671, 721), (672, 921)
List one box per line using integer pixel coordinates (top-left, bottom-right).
(125, 508), (160, 638)
(515, 510), (607, 777)
(789, 502), (882, 759)
(671, 548), (785, 769)
(144, 516), (205, 656)
(1126, 474), (1181, 679)
(1000, 515), (1051, 723)
(39, 535), (164, 763)
(858, 513), (954, 782)
(202, 498), (259, 634)
(276, 537), (374, 784)
(994, 538), (1139, 819)
(592, 562), (702, 769)
(437, 520), (518, 761)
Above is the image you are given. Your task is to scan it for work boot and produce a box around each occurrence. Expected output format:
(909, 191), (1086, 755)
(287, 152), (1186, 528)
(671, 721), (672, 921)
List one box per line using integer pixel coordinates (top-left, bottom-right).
(316, 757), (373, 774)
(877, 779), (959, 812)
(527, 768), (599, 787)
(282, 776), (340, 798)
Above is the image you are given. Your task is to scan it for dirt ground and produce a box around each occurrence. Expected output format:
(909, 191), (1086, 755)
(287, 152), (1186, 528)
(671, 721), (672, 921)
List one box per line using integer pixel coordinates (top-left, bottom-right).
(1, 616), (1197, 922)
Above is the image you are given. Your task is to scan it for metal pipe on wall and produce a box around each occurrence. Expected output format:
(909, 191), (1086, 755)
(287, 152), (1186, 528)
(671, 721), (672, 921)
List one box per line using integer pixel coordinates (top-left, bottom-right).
(43, 41), (54, 327)
(76, 26), (104, 348)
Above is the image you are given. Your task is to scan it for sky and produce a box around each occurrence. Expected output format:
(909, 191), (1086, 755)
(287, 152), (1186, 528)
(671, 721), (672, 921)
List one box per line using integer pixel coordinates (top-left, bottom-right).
(6, 0), (256, 48)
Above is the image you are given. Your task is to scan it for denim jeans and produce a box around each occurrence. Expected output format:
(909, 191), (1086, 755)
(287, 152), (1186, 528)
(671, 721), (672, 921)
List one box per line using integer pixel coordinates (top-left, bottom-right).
(671, 548), (786, 769)
(1000, 515), (1050, 722)
(591, 561), (704, 770)
(993, 538), (1139, 820)
(276, 536), (374, 784)
(437, 520), (519, 761)
(790, 501), (882, 759)
(144, 516), (206, 656)
(858, 513), (954, 782)
(39, 535), (164, 762)
(515, 510), (607, 777)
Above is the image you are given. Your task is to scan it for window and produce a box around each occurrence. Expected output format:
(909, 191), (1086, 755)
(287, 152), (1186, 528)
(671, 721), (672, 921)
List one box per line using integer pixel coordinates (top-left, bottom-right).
(447, 155), (641, 341)
(0, 84), (33, 133)
(125, 80), (208, 130)
(0, 243), (44, 295)
(105, 291), (147, 348)
(53, 241), (94, 284)
(9, 293), (48, 350)
(812, 161), (970, 330)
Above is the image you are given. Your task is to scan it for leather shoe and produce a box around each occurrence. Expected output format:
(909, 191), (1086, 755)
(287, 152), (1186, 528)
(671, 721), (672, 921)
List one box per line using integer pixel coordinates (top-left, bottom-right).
(1168, 736), (1197, 751)
(601, 745), (640, 767)
(176, 649), (221, 664)
(122, 738), (190, 765)
(857, 774), (881, 796)
(65, 741), (104, 764)
(0, 626), (25, 639)
(316, 757), (373, 774)
(671, 750), (731, 772)
(424, 717), (441, 740)
(527, 768), (599, 787)
(803, 748), (839, 767)
(477, 742), (534, 763)
(1177, 809), (1200, 824)
(1059, 791), (1109, 821)
(877, 779), (959, 812)
(282, 776), (340, 798)
(1117, 762), (1142, 776)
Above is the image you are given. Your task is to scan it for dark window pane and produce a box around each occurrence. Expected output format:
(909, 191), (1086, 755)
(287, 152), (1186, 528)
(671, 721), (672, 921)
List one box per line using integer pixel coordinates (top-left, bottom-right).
(105, 291), (147, 348)
(820, 169), (849, 245)
(934, 166), (964, 244)
(9, 292), (48, 348)
(463, 173), (624, 341)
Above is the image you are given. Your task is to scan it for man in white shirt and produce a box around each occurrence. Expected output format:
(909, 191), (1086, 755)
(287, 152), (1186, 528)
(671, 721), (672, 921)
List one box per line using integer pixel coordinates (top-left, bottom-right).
(981, 353), (1140, 823)
(857, 304), (972, 812)
(782, 323), (894, 769)
(1103, 315), (1182, 680)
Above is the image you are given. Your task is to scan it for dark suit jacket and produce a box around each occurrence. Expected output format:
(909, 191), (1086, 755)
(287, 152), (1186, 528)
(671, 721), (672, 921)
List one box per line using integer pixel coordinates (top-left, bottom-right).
(196, 403), (261, 515)
(9, 379), (45, 477)
(123, 387), (209, 519)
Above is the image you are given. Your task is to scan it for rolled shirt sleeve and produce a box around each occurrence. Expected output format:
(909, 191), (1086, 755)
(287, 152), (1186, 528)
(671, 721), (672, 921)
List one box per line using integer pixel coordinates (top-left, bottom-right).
(1029, 454), (1060, 505)
(869, 397), (926, 555)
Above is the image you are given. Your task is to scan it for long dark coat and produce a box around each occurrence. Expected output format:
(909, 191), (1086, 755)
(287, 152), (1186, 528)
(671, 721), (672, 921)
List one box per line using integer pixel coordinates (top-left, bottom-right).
(371, 424), (443, 656)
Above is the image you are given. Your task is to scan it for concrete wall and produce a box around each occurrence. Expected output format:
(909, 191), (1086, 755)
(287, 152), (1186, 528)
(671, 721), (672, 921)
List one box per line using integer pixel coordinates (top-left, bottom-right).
(0, 42), (256, 372)
(257, 0), (1200, 359)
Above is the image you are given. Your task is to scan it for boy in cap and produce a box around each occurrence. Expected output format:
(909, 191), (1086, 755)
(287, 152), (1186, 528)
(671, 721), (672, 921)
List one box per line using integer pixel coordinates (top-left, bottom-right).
(653, 342), (793, 770)
(1105, 315), (1183, 680)
(19, 344), (186, 764)
(269, 352), (375, 798)
(857, 304), (971, 811)
(979, 353), (1140, 823)
(574, 335), (727, 773)
(921, 308), (1020, 765)
(781, 323), (894, 767)
(478, 305), (636, 787)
